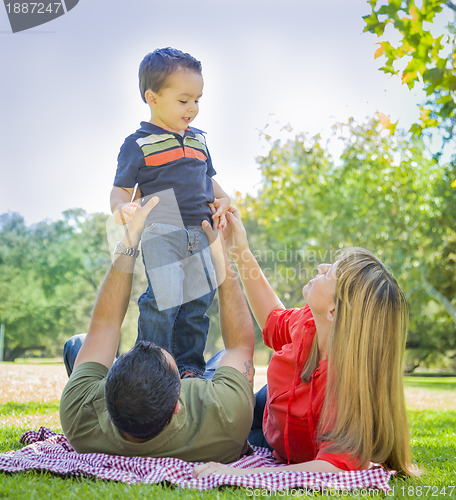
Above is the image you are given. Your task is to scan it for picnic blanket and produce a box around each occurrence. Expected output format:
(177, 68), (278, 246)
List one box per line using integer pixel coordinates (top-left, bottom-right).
(0, 427), (393, 492)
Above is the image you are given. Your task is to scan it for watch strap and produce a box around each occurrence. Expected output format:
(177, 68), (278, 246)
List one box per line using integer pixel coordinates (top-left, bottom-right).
(114, 241), (140, 258)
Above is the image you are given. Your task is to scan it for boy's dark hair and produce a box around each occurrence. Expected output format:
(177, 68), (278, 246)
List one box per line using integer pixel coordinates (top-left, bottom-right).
(104, 341), (181, 440)
(138, 47), (202, 103)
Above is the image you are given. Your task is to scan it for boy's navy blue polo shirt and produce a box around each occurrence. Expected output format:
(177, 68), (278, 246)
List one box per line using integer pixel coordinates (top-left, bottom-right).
(114, 122), (216, 227)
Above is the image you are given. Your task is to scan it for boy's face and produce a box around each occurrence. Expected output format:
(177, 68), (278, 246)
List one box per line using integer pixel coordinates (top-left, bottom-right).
(146, 69), (203, 135)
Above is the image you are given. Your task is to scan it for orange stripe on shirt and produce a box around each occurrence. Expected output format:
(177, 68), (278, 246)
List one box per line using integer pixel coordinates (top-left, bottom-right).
(144, 147), (208, 166)
(145, 149), (185, 166)
(184, 147), (207, 161)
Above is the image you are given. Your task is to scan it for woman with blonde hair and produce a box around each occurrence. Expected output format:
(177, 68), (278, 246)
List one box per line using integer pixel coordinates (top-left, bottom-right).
(194, 207), (415, 477)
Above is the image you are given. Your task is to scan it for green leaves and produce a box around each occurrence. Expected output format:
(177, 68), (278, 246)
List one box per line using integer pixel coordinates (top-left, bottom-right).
(362, 11), (389, 36)
(364, 0), (456, 140)
(0, 211), (110, 360)
(242, 116), (456, 370)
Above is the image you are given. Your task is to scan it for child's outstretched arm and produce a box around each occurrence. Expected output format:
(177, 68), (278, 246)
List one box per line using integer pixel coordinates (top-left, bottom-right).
(110, 185), (142, 225)
(210, 178), (230, 230)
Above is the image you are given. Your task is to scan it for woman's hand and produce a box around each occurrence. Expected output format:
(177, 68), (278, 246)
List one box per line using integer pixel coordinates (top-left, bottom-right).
(192, 462), (249, 478)
(193, 459), (344, 478)
(224, 207), (249, 260)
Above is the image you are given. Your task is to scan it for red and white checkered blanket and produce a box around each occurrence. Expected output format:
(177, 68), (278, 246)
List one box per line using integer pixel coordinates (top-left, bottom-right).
(0, 427), (392, 492)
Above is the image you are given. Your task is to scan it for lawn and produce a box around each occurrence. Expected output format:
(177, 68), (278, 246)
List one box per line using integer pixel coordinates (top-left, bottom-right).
(0, 364), (455, 499)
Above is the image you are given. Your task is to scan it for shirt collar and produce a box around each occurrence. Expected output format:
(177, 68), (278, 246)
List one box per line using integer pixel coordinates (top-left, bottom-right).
(138, 121), (206, 138)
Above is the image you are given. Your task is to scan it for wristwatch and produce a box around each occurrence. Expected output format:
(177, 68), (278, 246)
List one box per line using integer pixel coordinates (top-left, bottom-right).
(114, 241), (140, 258)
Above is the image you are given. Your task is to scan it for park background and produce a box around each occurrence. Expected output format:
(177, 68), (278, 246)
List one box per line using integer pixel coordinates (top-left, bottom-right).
(0, 0), (455, 372)
(0, 1), (456, 498)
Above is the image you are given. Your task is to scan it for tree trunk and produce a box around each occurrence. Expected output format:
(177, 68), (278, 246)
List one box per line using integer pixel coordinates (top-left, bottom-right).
(4, 345), (46, 362)
(421, 271), (456, 326)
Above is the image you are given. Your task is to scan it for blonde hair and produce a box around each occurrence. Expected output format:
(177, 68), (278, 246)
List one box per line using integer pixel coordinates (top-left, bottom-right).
(314, 248), (415, 475)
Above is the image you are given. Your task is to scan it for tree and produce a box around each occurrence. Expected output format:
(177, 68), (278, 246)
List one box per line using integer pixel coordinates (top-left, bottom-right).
(239, 131), (338, 307)
(0, 211), (110, 360)
(330, 118), (456, 370)
(363, 0), (456, 142)
(0, 208), (234, 360)
(240, 117), (456, 371)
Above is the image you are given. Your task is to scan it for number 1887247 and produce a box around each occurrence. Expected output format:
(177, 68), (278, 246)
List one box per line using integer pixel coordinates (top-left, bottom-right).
(5, 3), (63, 14)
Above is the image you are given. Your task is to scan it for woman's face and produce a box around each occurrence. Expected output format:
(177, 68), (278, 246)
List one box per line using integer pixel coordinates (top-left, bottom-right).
(303, 262), (338, 316)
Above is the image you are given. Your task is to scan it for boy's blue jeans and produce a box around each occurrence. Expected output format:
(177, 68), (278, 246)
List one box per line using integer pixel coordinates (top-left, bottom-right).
(137, 223), (217, 377)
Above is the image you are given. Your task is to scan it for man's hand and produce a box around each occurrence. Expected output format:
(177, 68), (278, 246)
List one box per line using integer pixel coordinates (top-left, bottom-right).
(115, 196), (159, 253)
(124, 196), (159, 240)
(110, 185), (142, 224)
(73, 195), (159, 370)
(201, 220), (226, 287)
(113, 201), (141, 226)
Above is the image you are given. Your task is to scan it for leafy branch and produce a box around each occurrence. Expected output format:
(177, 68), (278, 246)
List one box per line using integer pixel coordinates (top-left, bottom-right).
(363, 0), (456, 140)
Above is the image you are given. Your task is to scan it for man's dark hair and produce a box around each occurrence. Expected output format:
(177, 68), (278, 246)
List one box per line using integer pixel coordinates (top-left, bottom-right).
(104, 341), (181, 440)
(138, 47), (202, 103)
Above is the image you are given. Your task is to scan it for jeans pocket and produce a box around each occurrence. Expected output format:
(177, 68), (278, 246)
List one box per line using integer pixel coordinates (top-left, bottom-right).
(142, 222), (183, 242)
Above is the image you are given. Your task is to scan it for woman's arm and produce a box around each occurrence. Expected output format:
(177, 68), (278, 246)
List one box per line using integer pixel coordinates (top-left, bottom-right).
(226, 207), (285, 330)
(192, 460), (343, 478)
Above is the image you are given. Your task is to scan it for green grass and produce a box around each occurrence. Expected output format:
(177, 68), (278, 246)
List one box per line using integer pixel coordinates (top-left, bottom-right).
(404, 376), (456, 391)
(0, 381), (455, 498)
(3, 358), (63, 364)
(0, 401), (60, 417)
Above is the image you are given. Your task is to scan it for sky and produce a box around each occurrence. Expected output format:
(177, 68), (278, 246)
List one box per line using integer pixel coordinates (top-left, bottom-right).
(0, 0), (447, 224)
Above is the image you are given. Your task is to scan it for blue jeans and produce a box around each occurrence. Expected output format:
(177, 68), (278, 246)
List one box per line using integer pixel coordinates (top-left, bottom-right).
(63, 334), (223, 380)
(248, 384), (273, 450)
(63, 333), (87, 377)
(137, 223), (217, 377)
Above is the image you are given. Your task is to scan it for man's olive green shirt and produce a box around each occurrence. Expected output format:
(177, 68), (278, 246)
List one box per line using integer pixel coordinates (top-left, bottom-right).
(59, 362), (254, 463)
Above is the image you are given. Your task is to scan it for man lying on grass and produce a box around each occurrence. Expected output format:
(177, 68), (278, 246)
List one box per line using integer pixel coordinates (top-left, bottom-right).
(59, 196), (255, 462)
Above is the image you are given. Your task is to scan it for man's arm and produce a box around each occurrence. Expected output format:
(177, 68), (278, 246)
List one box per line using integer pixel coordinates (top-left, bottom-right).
(202, 222), (254, 386)
(226, 207), (285, 330)
(73, 196), (159, 371)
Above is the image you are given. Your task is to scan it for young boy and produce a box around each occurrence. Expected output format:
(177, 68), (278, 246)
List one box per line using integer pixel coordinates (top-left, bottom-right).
(110, 47), (230, 378)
